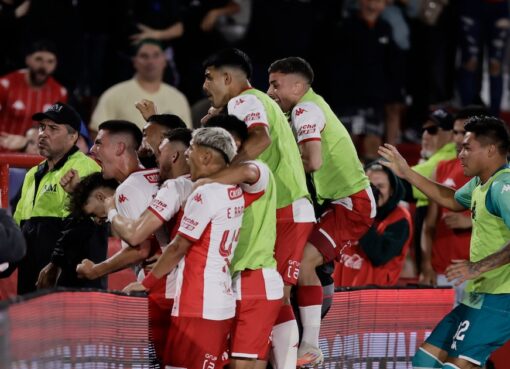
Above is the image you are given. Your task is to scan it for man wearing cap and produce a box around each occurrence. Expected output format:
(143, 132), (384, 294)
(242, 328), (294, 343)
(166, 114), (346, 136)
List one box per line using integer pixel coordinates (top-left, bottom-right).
(0, 40), (67, 151)
(13, 102), (100, 295)
(90, 40), (191, 131)
(410, 108), (457, 278)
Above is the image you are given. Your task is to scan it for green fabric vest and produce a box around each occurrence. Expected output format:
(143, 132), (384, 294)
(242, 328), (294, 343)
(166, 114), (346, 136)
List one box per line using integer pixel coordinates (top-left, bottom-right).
(298, 88), (369, 203)
(467, 168), (510, 294)
(412, 142), (457, 207)
(240, 89), (309, 209)
(14, 151), (100, 224)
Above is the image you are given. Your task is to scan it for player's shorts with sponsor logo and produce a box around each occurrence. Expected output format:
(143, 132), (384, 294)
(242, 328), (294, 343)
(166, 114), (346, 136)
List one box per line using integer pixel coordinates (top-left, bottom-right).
(231, 268), (283, 360)
(164, 316), (233, 369)
(426, 292), (510, 367)
(275, 197), (315, 285)
(309, 187), (376, 263)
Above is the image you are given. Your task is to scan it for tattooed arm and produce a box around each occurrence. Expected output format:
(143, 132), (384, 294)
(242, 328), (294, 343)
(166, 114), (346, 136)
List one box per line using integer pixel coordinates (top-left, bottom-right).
(445, 242), (510, 286)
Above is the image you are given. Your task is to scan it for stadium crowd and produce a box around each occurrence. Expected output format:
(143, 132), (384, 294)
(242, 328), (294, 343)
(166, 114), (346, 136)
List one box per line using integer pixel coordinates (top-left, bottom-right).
(1, 1), (510, 369)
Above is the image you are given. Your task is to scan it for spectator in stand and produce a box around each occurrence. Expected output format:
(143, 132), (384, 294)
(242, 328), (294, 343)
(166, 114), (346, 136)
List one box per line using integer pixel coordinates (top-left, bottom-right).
(0, 40), (67, 151)
(330, 0), (404, 160)
(457, 0), (510, 116)
(409, 108), (457, 273)
(90, 39), (191, 131)
(13, 102), (100, 295)
(333, 160), (412, 287)
(420, 105), (488, 305)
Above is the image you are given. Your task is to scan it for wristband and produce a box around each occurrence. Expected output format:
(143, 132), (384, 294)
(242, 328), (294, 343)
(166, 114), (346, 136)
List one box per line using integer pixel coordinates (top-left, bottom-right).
(107, 209), (118, 223)
(142, 272), (160, 290)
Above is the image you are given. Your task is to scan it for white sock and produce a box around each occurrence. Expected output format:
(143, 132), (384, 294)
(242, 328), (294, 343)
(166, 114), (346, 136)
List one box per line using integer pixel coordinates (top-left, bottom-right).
(299, 305), (322, 348)
(270, 319), (299, 369)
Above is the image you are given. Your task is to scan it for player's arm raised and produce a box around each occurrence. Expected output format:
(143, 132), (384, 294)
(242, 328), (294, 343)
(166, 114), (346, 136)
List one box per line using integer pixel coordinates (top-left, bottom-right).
(232, 125), (271, 164)
(378, 144), (464, 211)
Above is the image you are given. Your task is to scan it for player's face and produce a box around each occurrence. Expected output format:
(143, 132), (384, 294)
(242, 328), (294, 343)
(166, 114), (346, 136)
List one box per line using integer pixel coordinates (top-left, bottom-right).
(133, 44), (166, 82)
(203, 67), (230, 109)
(141, 122), (166, 160)
(37, 119), (77, 161)
(453, 119), (467, 155)
(83, 188), (107, 220)
(158, 138), (179, 181)
(185, 143), (206, 181)
(267, 72), (297, 113)
(458, 132), (488, 177)
(90, 130), (117, 180)
(26, 51), (57, 86)
(367, 169), (392, 207)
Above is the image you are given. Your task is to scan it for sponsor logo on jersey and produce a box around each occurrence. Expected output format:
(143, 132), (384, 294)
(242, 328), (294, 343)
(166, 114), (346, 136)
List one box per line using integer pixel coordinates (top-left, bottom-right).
(245, 112), (261, 122)
(297, 123), (317, 137)
(182, 216), (198, 231)
(143, 172), (159, 184)
(234, 98), (245, 108)
(228, 186), (242, 200)
(118, 194), (128, 203)
(151, 199), (167, 212)
(42, 183), (57, 193)
(295, 107), (307, 116)
(193, 193), (203, 204)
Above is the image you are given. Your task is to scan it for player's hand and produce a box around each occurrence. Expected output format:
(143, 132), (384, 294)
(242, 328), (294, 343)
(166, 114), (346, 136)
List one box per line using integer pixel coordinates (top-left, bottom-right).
(0, 132), (28, 151)
(36, 262), (61, 289)
(104, 196), (116, 213)
(60, 169), (80, 194)
(200, 106), (222, 126)
(445, 259), (480, 286)
(135, 99), (157, 122)
(418, 264), (437, 286)
(14, 0), (30, 18)
(143, 254), (160, 271)
(443, 212), (472, 230)
(76, 259), (98, 280)
(377, 143), (412, 179)
(123, 281), (148, 294)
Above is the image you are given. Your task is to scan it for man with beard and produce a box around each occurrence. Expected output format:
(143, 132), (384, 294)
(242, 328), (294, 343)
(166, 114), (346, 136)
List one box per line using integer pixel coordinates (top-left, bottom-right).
(0, 40), (67, 151)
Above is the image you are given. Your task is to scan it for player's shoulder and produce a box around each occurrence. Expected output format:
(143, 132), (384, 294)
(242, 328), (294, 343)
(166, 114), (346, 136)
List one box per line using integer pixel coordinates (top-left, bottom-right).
(292, 101), (321, 116)
(228, 92), (263, 110)
(0, 69), (25, 89)
(125, 168), (160, 186)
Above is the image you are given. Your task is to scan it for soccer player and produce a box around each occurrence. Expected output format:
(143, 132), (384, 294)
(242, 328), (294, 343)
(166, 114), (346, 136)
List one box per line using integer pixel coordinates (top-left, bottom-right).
(202, 48), (315, 369)
(124, 127), (269, 369)
(378, 116), (510, 369)
(267, 57), (375, 366)
(205, 115), (283, 369)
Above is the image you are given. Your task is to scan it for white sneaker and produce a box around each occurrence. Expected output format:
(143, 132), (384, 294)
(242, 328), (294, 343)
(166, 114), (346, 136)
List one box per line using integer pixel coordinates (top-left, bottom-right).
(296, 342), (324, 367)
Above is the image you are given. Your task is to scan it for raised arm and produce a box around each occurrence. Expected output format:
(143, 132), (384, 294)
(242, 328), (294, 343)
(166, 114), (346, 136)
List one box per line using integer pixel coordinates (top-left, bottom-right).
(378, 144), (464, 211)
(232, 126), (271, 164)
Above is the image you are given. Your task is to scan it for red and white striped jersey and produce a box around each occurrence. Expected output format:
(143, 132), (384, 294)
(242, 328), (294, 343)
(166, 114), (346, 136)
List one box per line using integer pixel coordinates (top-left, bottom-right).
(0, 69), (67, 136)
(173, 180), (266, 320)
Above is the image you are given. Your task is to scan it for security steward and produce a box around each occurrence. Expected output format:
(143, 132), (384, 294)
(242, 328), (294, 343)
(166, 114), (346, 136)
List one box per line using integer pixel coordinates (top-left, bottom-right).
(14, 102), (100, 294)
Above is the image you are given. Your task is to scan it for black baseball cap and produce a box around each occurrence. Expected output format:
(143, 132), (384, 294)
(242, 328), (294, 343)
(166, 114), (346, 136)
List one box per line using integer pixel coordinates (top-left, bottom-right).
(32, 102), (82, 132)
(428, 108), (454, 130)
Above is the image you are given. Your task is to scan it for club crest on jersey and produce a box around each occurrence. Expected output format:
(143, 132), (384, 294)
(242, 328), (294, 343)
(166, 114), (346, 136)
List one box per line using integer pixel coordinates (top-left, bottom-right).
(144, 173), (159, 184)
(118, 194), (128, 203)
(234, 98), (245, 108)
(295, 107), (307, 116)
(228, 187), (242, 200)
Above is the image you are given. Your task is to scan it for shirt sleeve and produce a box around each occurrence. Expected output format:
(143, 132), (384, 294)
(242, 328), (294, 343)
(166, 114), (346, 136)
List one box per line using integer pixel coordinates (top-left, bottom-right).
(115, 183), (150, 220)
(240, 161), (270, 194)
(177, 187), (214, 242)
(227, 94), (269, 129)
(454, 177), (478, 209)
(291, 102), (326, 143)
(148, 180), (182, 222)
(488, 173), (510, 229)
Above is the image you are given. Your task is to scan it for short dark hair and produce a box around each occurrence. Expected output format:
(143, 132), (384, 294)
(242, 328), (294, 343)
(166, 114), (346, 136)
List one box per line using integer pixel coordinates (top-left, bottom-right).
(268, 57), (314, 84)
(464, 116), (510, 155)
(455, 105), (489, 121)
(203, 48), (252, 79)
(205, 115), (248, 143)
(26, 39), (57, 56)
(132, 38), (164, 56)
(164, 128), (193, 147)
(68, 173), (118, 218)
(148, 114), (187, 130)
(98, 120), (143, 149)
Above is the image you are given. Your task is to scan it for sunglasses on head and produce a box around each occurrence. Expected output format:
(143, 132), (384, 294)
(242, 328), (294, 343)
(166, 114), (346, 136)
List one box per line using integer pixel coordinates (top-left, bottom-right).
(422, 125), (439, 135)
